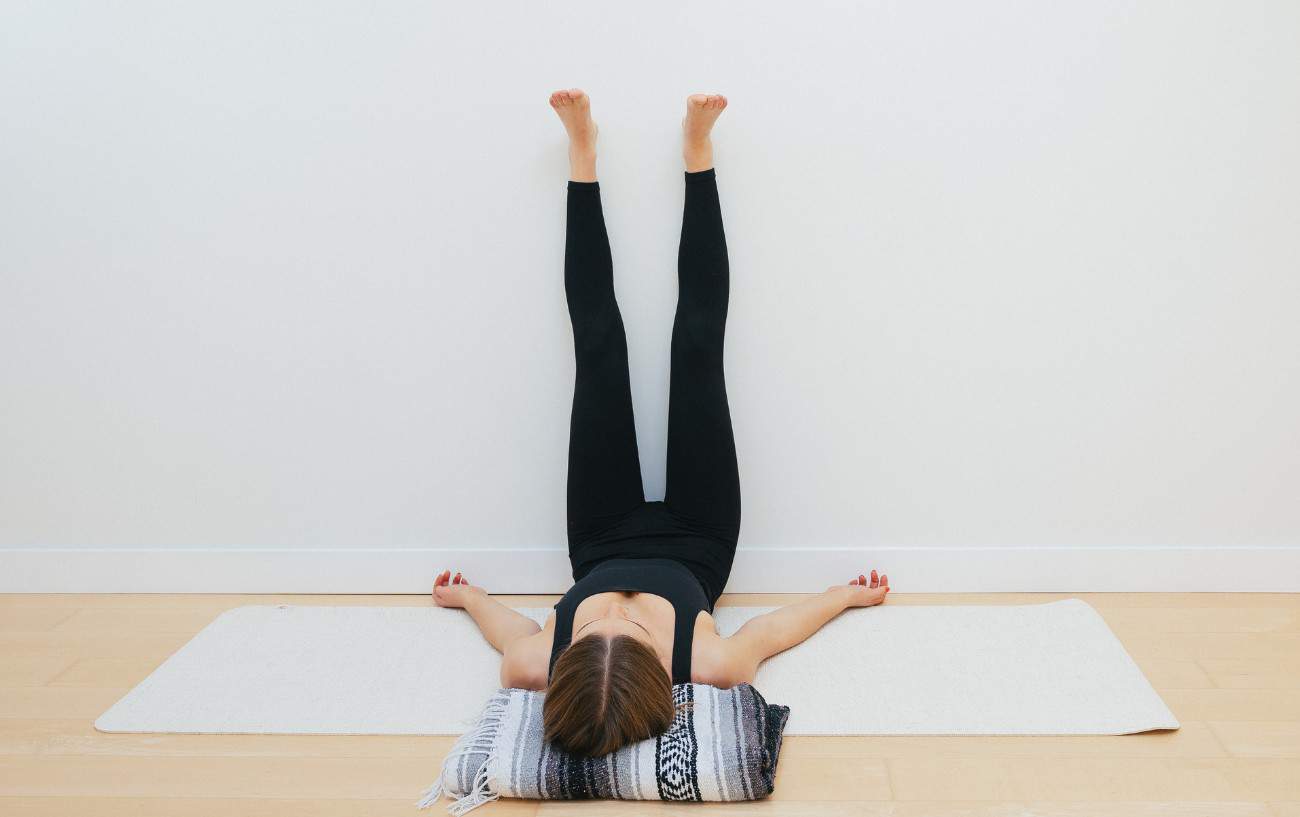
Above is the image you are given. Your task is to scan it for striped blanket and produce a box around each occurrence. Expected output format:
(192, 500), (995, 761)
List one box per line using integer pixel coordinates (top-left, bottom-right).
(417, 682), (790, 815)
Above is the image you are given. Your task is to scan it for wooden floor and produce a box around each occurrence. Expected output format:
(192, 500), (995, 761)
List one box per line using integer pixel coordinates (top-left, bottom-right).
(1, 592), (1298, 816)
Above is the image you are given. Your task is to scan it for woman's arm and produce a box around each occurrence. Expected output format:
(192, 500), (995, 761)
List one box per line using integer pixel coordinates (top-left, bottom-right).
(432, 569), (541, 653)
(708, 571), (890, 687)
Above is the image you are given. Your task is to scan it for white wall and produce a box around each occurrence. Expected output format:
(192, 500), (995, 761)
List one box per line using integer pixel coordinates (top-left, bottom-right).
(2, 1), (1298, 591)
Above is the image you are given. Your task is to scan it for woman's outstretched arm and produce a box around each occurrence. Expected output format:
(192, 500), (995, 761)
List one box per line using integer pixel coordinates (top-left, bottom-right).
(706, 571), (890, 687)
(432, 569), (541, 653)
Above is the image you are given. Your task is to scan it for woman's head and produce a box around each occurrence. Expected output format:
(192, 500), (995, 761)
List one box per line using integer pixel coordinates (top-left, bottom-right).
(543, 632), (675, 757)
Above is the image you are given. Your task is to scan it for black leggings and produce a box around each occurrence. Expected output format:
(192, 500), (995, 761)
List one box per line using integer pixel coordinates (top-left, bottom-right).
(563, 168), (740, 608)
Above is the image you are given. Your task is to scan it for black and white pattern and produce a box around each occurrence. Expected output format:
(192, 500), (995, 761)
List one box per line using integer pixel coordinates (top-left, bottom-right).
(419, 682), (789, 815)
(655, 682), (702, 801)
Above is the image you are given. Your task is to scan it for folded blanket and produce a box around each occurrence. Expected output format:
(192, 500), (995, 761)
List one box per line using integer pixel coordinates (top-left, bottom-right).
(417, 682), (790, 815)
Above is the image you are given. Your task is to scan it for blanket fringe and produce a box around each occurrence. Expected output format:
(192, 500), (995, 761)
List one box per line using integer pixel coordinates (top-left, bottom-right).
(415, 689), (511, 815)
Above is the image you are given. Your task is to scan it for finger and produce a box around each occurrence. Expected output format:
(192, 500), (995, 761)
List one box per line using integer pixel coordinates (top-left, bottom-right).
(859, 573), (866, 586)
(882, 574), (889, 590)
(870, 569), (879, 588)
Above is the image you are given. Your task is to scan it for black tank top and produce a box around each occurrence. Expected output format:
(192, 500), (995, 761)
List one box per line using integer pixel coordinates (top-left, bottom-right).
(548, 557), (709, 685)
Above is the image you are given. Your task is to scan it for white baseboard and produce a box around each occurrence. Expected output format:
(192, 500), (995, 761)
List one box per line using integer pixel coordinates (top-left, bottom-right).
(1, 546), (1297, 593)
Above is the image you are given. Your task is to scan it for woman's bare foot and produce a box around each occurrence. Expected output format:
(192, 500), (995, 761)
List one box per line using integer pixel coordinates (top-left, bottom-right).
(549, 88), (598, 182)
(682, 93), (727, 172)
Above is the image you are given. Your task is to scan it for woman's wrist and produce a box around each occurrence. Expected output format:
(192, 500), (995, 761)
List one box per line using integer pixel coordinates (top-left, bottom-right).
(824, 584), (854, 610)
(461, 588), (493, 614)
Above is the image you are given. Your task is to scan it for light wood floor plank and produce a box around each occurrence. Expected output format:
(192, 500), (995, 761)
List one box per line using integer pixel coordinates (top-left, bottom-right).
(51, 607), (228, 635)
(1201, 658), (1300, 689)
(45, 657), (166, 688)
(0, 755), (442, 799)
(1225, 760), (1300, 800)
(0, 609), (77, 633)
(1211, 722), (1300, 758)
(1161, 690), (1300, 721)
(886, 757), (1300, 801)
(1099, 608), (1300, 634)
(0, 798), (1278, 817)
(1136, 658), (1216, 689)
(0, 631), (193, 658)
(533, 802), (1273, 816)
(0, 797), (538, 816)
(0, 655), (77, 687)
(1121, 633), (1300, 661)
(767, 756), (892, 800)
(0, 688), (125, 720)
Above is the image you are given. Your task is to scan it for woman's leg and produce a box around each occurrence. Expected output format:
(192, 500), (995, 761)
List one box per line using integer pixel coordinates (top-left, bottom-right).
(552, 90), (645, 545)
(664, 95), (740, 542)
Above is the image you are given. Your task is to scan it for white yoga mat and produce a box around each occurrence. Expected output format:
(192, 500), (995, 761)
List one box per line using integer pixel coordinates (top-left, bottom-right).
(95, 600), (1178, 736)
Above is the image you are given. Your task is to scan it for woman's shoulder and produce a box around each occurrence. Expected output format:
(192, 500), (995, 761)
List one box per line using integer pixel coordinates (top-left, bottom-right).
(500, 609), (556, 691)
(689, 610), (758, 688)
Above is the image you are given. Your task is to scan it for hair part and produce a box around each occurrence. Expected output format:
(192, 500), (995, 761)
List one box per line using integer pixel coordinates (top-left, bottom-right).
(543, 632), (676, 757)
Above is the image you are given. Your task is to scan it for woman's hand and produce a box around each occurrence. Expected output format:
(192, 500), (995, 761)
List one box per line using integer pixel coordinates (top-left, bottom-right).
(432, 569), (486, 609)
(834, 569), (890, 607)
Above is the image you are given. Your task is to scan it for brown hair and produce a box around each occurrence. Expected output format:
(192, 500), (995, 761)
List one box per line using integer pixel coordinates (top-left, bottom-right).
(543, 633), (677, 757)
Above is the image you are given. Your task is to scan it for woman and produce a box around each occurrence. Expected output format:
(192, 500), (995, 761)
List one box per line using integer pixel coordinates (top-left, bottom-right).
(431, 89), (890, 758)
